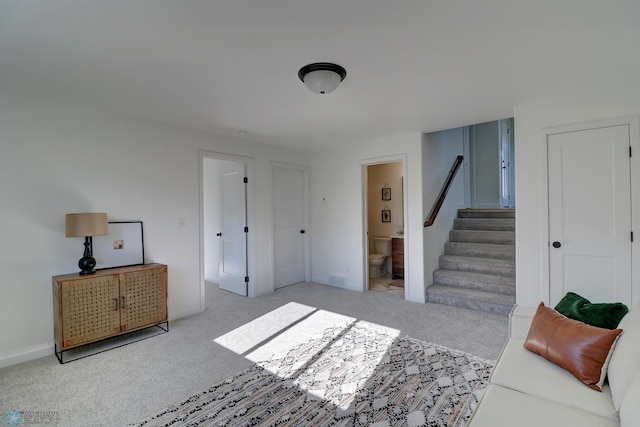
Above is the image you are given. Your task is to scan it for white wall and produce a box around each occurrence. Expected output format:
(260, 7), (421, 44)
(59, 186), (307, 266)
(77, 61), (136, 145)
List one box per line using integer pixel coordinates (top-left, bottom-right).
(422, 129), (465, 287)
(11, 88), (640, 367)
(309, 133), (426, 302)
(515, 94), (640, 307)
(0, 95), (309, 367)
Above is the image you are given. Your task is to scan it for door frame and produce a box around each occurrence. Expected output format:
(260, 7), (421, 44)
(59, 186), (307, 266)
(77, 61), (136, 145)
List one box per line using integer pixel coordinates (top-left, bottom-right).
(541, 115), (640, 305)
(462, 125), (475, 208)
(199, 150), (256, 311)
(499, 118), (515, 208)
(270, 161), (311, 287)
(360, 154), (409, 299)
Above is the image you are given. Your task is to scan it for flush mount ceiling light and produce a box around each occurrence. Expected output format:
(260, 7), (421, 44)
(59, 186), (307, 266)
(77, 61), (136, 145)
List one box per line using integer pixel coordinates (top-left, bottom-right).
(298, 62), (347, 94)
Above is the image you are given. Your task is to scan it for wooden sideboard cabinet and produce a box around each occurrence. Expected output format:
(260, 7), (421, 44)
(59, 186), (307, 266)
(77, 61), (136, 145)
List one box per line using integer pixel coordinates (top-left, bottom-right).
(52, 263), (168, 363)
(392, 237), (404, 280)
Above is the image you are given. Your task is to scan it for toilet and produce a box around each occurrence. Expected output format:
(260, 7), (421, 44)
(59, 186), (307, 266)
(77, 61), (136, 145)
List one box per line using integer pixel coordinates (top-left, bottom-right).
(368, 237), (391, 278)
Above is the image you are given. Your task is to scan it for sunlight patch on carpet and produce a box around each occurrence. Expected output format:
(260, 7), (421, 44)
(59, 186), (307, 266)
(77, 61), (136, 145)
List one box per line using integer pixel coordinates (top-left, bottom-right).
(213, 302), (318, 354)
(255, 320), (399, 409)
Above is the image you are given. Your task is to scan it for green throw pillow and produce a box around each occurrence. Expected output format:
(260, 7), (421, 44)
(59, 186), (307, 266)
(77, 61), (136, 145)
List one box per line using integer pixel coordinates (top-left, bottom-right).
(555, 292), (628, 329)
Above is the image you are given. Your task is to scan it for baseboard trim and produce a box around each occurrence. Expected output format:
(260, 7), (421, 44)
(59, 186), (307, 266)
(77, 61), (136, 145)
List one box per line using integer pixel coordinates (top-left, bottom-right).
(169, 306), (202, 322)
(1, 306), (203, 369)
(0, 343), (54, 369)
(311, 277), (340, 289)
(406, 294), (426, 304)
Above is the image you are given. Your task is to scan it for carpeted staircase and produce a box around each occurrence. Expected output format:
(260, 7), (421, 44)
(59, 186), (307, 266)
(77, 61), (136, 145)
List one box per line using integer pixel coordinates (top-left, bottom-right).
(427, 209), (515, 316)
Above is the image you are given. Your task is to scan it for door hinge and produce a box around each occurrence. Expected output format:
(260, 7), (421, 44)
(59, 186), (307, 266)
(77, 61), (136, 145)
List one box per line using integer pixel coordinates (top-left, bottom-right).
(244, 226), (249, 233)
(245, 276), (249, 283)
(630, 146), (632, 157)
(632, 231), (634, 242)
(243, 177), (248, 183)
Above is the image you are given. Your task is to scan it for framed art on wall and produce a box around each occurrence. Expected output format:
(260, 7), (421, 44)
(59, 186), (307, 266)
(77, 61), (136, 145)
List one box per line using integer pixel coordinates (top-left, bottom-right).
(382, 209), (391, 223)
(93, 221), (144, 269)
(382, 187), (391, 201)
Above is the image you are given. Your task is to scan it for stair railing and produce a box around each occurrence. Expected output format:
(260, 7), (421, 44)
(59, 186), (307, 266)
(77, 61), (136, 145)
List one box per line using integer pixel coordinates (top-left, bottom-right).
(424, 155), (464, 228)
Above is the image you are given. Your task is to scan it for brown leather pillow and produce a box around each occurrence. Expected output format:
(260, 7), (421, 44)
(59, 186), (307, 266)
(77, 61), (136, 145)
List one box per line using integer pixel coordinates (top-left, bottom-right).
(524, 302), (623, 391)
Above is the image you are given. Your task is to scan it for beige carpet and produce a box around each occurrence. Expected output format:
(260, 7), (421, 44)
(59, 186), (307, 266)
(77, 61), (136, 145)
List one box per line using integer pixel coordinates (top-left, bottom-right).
(0, 282), (508, 426)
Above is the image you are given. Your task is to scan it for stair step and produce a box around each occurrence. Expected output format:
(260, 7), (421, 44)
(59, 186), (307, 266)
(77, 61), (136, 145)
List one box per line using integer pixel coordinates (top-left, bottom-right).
(427, 208), (516, 316)
(444, 242), (514, 260)
(449, 229), (515, 244)
(453, 218), (515, 231)
(433, 269), (515, 295)
(426, 285), (515, 316)
(457, 209), (515, 219)
(439, 255), (515, 277)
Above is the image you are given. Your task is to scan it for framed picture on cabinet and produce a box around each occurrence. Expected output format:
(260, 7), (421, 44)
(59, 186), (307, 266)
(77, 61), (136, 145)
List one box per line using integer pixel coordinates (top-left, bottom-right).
(381, 209), (391, 223)
(93, 221), (145, 269)
(382, 187), (391, 201)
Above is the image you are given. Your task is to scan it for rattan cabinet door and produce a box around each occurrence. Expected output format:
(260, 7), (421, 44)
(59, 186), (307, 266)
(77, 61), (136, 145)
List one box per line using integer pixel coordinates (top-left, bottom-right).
(119, 265), (167, 331)
(60, 275), (121, 348)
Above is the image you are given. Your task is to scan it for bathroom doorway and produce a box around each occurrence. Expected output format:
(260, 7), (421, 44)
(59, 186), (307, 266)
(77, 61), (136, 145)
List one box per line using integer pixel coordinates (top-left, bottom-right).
(365, 160), (405, 297)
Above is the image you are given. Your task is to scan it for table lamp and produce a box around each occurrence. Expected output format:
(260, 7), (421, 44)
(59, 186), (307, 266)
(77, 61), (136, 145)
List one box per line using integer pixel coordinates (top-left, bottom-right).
(65, 213), (109, 275)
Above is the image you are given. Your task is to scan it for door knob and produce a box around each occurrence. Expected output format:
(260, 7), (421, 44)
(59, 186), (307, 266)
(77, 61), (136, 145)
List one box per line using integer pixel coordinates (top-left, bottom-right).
(300, 229), (306, 234)
(216, 233), (222, 237)
(552, 241), (561, 248)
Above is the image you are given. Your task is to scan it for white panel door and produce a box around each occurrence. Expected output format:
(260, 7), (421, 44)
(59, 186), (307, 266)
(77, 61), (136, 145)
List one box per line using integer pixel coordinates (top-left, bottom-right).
(548, 125), (632, 305)
(219, 162), (247, 296)
(273, 165), (305, 289)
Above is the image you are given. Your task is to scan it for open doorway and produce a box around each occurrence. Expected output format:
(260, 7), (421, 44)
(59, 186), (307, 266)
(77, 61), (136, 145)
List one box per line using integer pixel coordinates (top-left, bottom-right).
(200, 151), (256, 310)
(463, 118), (515, 209)
(364, 160), (405, 297)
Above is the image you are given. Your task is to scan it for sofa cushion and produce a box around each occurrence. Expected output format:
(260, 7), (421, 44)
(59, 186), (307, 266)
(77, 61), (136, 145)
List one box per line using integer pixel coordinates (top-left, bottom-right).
(619, 370), (640, 426)
(509, 305), (536, 339)
(607, 303), (640, 411)
(524, 302), (622, 391)
(491, 338), (618, 421)
(554, 291), (628, 329)
(467, 384), (620, 427)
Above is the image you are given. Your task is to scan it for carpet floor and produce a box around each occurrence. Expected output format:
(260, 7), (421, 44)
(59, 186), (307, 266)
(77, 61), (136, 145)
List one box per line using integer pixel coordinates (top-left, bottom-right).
(130, 322), (494, 427)
(0, 282), (508, 426)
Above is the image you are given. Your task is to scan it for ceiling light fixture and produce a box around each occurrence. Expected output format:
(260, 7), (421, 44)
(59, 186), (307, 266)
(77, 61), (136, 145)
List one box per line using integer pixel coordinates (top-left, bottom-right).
(298, 63), (347, 95)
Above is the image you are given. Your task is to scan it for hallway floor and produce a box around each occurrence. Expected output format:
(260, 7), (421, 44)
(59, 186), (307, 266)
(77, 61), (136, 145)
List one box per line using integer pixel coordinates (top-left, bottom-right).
(369, 273), (404, 297)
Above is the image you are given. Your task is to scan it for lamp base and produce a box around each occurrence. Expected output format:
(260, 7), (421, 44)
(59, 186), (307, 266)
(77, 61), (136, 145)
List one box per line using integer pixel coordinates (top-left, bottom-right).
(78, 256), (97, 275)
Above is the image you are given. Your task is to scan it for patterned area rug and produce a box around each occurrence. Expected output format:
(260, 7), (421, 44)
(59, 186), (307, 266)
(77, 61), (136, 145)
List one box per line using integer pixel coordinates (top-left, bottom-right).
(130, 322), (494, 427)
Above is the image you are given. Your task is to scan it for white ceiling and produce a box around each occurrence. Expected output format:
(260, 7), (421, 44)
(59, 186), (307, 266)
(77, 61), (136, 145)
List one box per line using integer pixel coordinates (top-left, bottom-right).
(1, 1), (639, 150)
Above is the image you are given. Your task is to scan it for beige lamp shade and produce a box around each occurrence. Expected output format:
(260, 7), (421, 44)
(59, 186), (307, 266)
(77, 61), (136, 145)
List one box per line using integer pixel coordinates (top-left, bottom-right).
(65, 213), (109, 237)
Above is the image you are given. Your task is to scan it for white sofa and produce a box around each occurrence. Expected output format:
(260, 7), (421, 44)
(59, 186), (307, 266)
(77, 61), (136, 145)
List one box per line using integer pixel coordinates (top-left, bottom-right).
(468, 303), (640, 427)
